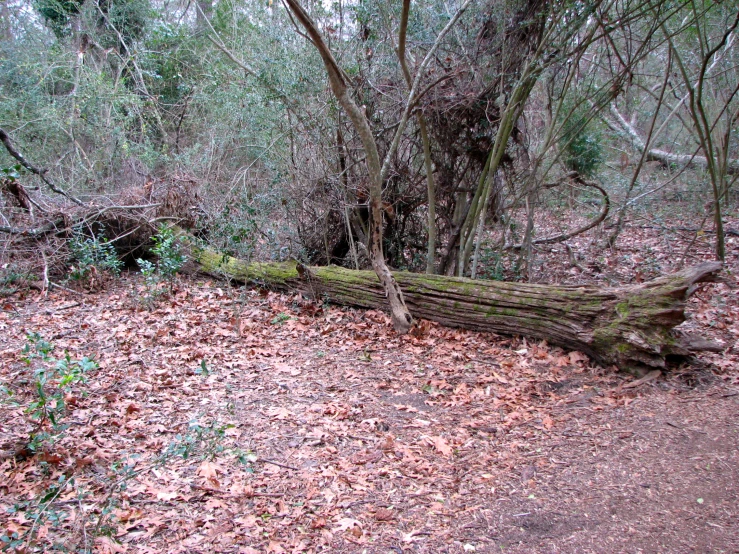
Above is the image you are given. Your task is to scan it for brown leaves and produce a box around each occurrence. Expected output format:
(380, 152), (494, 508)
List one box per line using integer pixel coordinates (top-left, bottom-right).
(155, 490), (178, 502)
(264, 406), (292, 420)
(349, 449), (383, 465)
(334, 517), (362, 537)
(198, 461), (223, 487)
(568, 351), (589, 365)
(373, 507), (395, 521)
(2, 258), (736, 553)
(429, 435), (453, 457)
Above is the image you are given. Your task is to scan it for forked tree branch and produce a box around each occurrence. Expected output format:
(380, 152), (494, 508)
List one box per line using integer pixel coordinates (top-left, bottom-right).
(0, 127), (84, 205)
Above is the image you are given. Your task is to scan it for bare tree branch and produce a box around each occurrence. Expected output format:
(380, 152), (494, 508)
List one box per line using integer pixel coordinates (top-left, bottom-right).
(505, 178), (610, 250)
(380, 0), (473, 182)
(0, 127), (83, 205)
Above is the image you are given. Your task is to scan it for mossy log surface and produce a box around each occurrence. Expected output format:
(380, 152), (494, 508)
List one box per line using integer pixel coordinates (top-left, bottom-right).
(189, 240), (722, 372)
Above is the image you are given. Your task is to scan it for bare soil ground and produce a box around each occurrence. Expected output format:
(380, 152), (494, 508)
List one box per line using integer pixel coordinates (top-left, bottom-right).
(1, 214), (738, 553)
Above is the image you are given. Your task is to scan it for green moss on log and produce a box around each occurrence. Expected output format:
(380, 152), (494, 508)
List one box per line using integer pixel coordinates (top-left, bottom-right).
(195, 247), (299, 286)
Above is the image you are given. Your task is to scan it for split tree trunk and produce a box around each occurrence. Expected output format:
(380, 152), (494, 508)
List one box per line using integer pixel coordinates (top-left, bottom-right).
(187, 239), (723, 374)
(284, 0), (413, 332)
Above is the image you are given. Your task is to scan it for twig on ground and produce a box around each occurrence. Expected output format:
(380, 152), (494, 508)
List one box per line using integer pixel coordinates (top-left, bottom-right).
(258, 458), (300, 471)
(190, 484), (283, 498)
(50, 282), (85, 295)
(622, 370), (662, 389)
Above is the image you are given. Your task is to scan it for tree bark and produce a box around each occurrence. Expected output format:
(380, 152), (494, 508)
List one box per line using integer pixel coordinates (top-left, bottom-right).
(395, 0), (437, 275)
(186, 237), (723, 374)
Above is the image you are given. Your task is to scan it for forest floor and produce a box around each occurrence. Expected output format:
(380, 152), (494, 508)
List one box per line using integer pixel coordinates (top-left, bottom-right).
(1, 210), (738, 553)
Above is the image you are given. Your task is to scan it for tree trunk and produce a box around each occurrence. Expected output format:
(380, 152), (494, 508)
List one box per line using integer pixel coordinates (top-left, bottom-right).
(284, 0), (413, 333)
(187, 238), (723, 374)
(395, 0), (437, 275)
(1, 0), (13, 42)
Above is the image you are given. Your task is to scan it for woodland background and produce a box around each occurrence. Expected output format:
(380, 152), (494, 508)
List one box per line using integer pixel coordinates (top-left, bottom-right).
(0, 0), (737, 283)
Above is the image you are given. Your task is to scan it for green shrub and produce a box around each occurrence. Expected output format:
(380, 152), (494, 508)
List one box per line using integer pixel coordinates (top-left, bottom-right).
(1, 163), (23, 182)
(558, 101), (603, 178)
(564, 129), (603, 177)
(11, 333), (98, 452)
(0, 263), (32, 296)
(477, 247), (505, 281)
(150, 225), (186, 279)
(136, 225), (186, 303)
(68, 229), (123, 282)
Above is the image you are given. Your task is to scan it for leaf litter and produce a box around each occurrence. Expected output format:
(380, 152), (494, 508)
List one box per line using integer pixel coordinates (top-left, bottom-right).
(0, 218), (738, 553)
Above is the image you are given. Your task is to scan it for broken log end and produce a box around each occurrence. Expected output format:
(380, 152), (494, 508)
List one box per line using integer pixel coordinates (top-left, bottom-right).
(590, 261), (723, 373)
(671, 261), (723, 288)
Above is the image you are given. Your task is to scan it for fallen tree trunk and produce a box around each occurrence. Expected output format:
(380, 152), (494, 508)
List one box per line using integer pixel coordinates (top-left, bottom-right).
(605, 107), (739, 176)
(187, 239), (722, 373)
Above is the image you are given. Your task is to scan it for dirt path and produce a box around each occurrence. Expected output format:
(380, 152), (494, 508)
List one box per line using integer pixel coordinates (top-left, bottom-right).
(484, 384), (739, 553)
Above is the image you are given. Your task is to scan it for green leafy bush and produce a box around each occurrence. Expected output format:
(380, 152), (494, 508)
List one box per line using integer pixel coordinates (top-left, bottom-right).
(558, 102), (604, 178)
(564, 129), (603, 177)
(68, 229), (123, 282)
(11, 333), (98, 452)
(150, 225), (186, 279)
(477, 247), (505, 281)
(0, 263), (32, 296)
(1, 163), (23, 182)
(136, 225), (186, 303)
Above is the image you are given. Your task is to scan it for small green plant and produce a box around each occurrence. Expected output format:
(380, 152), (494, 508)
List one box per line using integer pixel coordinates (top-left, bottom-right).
(0, 263), (32, 296)
(1, 163), (23, 182)
(234, 448), (258, 467)
(167, 420), (233, 461)
(558, 100), (603, 178)
(194, 359), (210, 376)
(136, 225), (186, 304)
(1, 474), (74, 551)
(68, 228), (123, 282)
(477, 247), (505, 281)
(150, 225), (186, 280)
(138, 258), (159, 291)
(270, 312), (291, 325)
(18, 333), (98, 452)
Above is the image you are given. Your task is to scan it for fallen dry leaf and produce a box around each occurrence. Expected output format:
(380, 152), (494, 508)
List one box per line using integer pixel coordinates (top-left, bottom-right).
(374, 507), (394, 521)
(155, 491), (178, 501)
(568, 351), (589, 364)
(264, 406), (292, 420)
(335, 517), (362, 537)
(431, 435), (453, 457)
(267, 540), (286, 553)
(197, 460), (221, 479)
(94, 536), (128, 553)
(350, 449), (383, 465)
